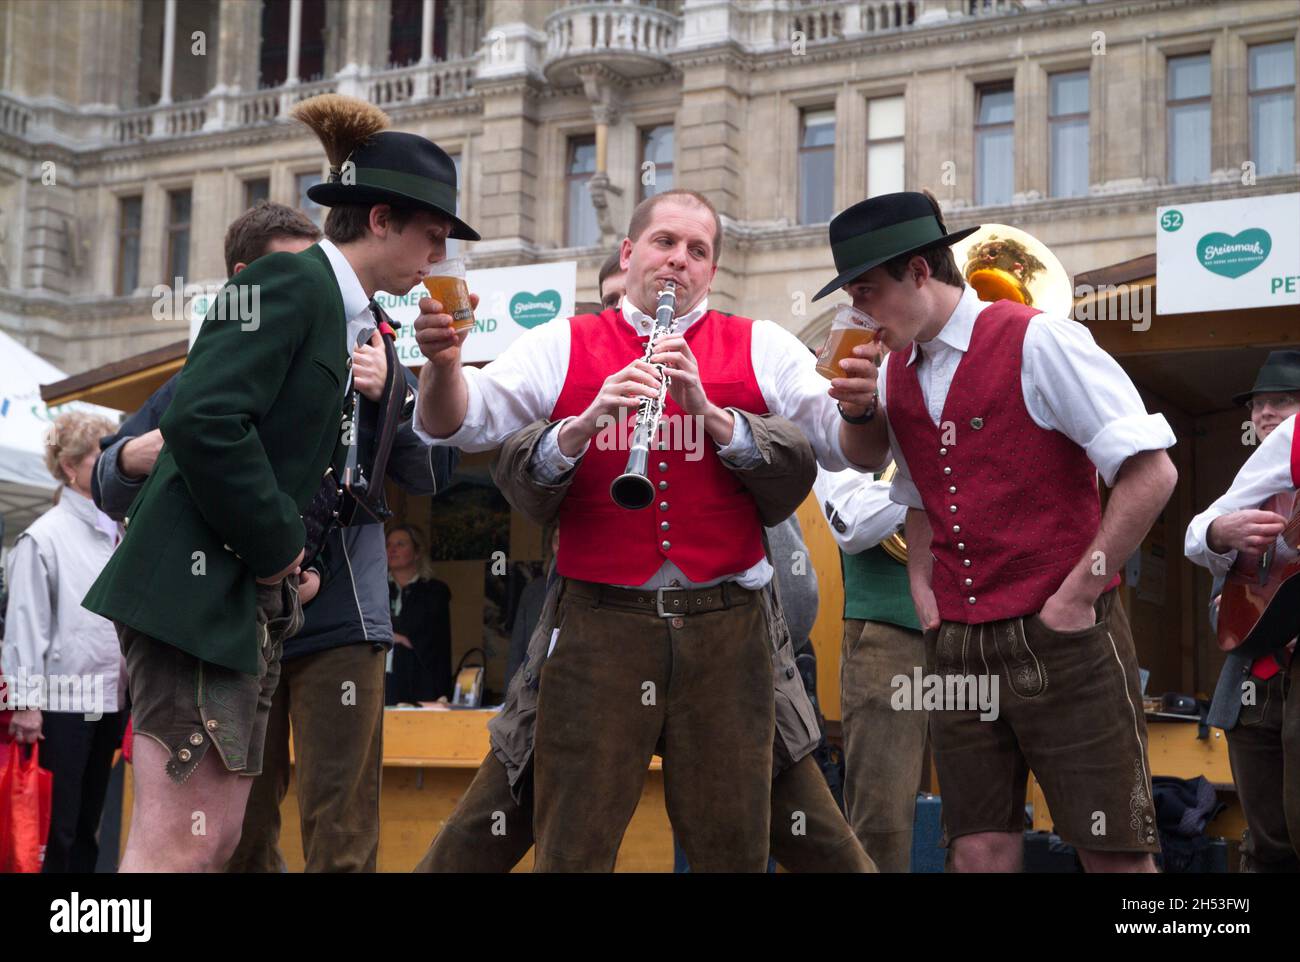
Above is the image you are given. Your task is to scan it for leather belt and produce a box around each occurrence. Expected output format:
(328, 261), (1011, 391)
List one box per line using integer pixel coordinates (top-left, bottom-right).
(566, 579), (757, 618)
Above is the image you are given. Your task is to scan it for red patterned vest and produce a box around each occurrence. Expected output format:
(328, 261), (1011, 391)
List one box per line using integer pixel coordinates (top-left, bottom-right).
(550, 308), (769, 585)
(886, 299), (1118, 623)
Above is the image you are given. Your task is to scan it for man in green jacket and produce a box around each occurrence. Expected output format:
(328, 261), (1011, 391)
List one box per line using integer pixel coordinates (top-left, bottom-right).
(82, 94), (480, 871)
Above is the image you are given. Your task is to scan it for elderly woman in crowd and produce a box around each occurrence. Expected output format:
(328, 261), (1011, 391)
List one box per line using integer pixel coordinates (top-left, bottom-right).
(385, 525), (453, 705)
(2, 411), (127, 872)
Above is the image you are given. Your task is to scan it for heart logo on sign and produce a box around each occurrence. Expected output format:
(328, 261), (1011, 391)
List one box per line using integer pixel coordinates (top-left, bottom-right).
(1196, 229), (1271, 279)
(510, 290), (562, 329)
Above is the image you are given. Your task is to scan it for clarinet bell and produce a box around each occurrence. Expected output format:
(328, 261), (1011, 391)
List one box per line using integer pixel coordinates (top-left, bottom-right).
(611, 468), (655, 510)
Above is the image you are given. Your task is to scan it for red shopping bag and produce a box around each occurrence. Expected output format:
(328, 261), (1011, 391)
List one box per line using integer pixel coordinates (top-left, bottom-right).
(0, 742), (53, 872)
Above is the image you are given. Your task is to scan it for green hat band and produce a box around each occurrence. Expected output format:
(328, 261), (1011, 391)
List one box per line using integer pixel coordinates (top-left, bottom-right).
(832, 214), (945, 271)
(353, 166), (458, 214)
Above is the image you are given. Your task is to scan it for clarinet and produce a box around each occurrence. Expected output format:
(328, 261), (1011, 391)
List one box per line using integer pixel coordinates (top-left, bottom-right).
(611, 280), (676, 509)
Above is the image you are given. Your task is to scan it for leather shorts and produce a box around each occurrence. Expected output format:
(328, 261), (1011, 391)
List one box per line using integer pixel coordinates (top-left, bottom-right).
(117, 578), (303, 784)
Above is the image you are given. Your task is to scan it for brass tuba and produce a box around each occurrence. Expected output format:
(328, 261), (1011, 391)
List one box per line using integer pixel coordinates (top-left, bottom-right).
(949, 224), (1073, 319)
(879, 461), (908, 565)
(877, 225), (1071, 566)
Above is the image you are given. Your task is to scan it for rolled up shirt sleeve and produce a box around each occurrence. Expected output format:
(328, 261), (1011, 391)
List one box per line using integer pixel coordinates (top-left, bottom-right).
(413, 319), (571, 452)
(529, 418), (588, 484)
(813, 466), (908, 553)
(1022, 315), (1176, 486)
(1185, 416), (1296, 579)
(752, 320), (856, 473)
(715, 407), (763, 469)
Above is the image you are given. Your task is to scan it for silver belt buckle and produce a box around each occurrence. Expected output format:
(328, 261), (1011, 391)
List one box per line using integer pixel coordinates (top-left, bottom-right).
(655, 586), (686, 618)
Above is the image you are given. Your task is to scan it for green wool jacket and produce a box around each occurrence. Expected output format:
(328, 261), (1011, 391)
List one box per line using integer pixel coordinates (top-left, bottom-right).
(82, 244), (349, 675)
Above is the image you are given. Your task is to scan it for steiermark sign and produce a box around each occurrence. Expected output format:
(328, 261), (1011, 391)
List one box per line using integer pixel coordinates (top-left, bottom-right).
(378, 260), (577, 365)
(1156, 194), (1299, 315)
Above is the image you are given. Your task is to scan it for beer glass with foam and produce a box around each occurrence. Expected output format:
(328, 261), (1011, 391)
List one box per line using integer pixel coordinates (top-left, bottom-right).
(815, 303), (878, 379)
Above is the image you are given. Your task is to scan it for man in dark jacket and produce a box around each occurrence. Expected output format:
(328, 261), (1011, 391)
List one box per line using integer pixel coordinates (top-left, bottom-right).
(94, 200), (459, 872)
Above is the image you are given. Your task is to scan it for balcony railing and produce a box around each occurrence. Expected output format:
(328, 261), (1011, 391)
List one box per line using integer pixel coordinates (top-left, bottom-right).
(0, 97), (33, 137)
(367, 59), (475, 108)
(545, 1), (679, 83)
(21, 59), (479, 147)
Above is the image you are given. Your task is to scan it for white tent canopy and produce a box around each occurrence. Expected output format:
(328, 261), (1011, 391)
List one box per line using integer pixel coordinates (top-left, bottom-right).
(0, 330), (120, 546)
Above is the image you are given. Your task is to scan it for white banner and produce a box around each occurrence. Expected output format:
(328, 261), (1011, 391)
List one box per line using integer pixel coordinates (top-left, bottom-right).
(1156, 193), (1300, 315)
(377, 261), (577, 366)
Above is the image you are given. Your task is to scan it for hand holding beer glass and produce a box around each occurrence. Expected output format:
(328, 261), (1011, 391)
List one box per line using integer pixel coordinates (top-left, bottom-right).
(423, 257), (476, 332)
(815, 303), (879, 380)
(414, 256), (479, 364)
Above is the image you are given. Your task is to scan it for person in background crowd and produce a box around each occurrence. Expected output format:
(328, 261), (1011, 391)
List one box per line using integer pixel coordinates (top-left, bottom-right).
(597, 250), (625, 311)
(2, 411), (127, 872)
(1187, 350), (1300, 872)
(386, 525), (453, 705)
(814, 464), (926, 872)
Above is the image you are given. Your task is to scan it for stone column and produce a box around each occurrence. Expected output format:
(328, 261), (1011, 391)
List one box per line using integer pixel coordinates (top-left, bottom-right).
(471, 0), (552, 261)
(287, 0), (303, 85)
(159, 0), (178, 104)
(420, 0), (436, 63)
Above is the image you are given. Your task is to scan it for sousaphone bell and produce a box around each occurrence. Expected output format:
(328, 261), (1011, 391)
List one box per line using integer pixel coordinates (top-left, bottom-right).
(949, 224), (1073, 319)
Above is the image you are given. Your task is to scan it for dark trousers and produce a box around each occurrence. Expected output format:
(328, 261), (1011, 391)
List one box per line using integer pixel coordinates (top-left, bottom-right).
(1226, 660), (1300, 872)
(39, 710), (126, 873)
(532, 583), (774, 872)
(414, 750), (875, 872)
(224, 643), (386, 872)
(841, 618), (928, 872)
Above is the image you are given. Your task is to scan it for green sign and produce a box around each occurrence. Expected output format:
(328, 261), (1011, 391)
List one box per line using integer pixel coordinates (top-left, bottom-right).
(1197, 229), (1271, 279)
(510, 290), (562, 329)
(1160, 210), (1183, 232)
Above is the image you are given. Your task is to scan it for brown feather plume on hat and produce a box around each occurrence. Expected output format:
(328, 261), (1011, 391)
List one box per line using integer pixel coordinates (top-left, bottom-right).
(290, 95), (391, 179)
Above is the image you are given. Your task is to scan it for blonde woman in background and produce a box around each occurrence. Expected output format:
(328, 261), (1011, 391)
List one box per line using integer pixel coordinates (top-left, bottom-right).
(2, 410), (128, 872)
(385, 525), (453, 705)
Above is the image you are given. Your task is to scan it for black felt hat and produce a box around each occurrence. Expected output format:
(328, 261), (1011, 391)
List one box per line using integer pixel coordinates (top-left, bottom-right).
(1232, 350), (1300, 407)
(812, 191), (978, 301)
(307, 131), (480, 242)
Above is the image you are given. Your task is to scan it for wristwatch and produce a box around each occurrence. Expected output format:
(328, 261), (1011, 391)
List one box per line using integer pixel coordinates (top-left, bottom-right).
(838, 395), (877, 424)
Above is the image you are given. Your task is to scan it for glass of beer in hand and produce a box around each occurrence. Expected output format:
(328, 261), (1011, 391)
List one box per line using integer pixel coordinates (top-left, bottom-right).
(422, 257), (475, 334)
(815, 303), (878, 379)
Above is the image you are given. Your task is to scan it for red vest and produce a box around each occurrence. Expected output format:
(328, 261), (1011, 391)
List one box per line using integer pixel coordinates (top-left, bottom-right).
(886, 299), (1118, 623)
(550, 309), (769, 585)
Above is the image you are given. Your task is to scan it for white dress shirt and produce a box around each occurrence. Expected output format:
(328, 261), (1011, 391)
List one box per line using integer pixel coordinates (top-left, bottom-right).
(414, 293), (862, 589)
(2, 489), (126, 713)
(876, 285), (1176, 509)
(1185, 415), (1297, 579)
(319, 238), (376, 392)
(812, 464), (907, 554)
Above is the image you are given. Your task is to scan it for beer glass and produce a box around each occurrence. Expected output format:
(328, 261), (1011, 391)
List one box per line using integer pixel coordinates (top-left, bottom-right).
(422, 257), (475, 333)
(815, 303), (878, 379)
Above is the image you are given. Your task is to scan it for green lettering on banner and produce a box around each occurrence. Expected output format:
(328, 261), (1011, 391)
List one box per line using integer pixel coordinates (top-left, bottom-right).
(1196, 228), (1271, 278)
(510, 290), (561, 329)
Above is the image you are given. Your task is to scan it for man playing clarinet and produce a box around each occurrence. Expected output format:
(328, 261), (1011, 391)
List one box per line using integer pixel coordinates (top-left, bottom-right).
(413, 189), (881, 871)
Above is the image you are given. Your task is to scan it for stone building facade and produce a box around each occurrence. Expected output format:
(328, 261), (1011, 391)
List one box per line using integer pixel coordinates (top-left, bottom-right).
(0, 0), (1296, 375)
